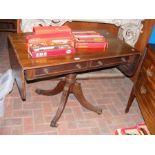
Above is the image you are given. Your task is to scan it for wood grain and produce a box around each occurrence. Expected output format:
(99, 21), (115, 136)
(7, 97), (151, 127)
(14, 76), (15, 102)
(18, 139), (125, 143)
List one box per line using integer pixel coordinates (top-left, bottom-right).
(126, 44), (155, 134)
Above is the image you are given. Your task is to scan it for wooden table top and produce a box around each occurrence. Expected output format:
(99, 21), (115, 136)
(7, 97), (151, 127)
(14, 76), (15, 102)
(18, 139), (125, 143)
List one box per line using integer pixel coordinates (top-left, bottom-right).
(8, 31), (141, 70)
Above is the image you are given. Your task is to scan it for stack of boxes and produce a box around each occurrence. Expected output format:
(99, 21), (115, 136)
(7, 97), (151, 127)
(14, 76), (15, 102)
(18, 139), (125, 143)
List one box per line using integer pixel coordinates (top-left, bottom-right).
(26, 26), (108, 58)
(26, 26), (75, 58)
(73, 31), (108, 49)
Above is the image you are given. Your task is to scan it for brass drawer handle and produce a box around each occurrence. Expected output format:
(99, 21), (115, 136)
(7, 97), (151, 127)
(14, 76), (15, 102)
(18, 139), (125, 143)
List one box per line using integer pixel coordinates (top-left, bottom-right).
(146, 68), (153, 77)
(43, 68), (49, 74)
(97, 61), (103, 65)
(140, 85), (147, 94)
(76, 64), (82, 69)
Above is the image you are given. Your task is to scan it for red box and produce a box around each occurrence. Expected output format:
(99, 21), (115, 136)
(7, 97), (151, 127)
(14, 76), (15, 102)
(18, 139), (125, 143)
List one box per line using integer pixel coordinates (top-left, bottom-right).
(73, 31), (106, 42)
(75, 41), (108, 49)
(26, 33), (75, 50)
(73, 30), (108, 49)
(28, 45), (75, 58)
(75, 36), (105, 42)
(33, 26), (72, 35)
(114, 123), (150, 135)
(26, 33), (74, 44)
(72, 31), (100, 35)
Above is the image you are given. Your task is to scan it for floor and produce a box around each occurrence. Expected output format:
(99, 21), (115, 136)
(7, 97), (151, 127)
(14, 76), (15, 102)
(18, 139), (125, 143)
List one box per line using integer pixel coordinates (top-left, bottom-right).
(0, 32), (144, 135)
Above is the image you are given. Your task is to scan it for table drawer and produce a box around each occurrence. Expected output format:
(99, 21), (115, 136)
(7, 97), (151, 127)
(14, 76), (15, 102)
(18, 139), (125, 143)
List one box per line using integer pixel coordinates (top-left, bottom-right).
(136, 90), (155, 135)
(136, 72), (155, 106)
(141, 66), (155, 90)
(140, 50), (155, 90)
(90, 56), (129, 68)
(26, 62), (88, 80)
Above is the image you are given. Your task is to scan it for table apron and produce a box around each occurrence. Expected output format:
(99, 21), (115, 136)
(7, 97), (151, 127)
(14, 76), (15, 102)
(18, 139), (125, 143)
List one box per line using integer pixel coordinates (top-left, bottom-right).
(25, 56), (131, 80)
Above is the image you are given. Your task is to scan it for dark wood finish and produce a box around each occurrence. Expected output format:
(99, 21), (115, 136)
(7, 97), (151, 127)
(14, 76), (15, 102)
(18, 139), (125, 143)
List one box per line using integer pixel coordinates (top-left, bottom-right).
(125, 44), (155, 134)
(8, 33), (141, 74)
(0, 19), (19, 32)
(117, 53), (141, 77)
(8, 31), (141, 127)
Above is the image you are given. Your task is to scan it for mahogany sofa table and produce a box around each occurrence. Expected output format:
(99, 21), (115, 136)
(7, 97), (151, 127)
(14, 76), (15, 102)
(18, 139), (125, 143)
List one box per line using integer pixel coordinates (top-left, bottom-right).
(8, 32), (141, 127)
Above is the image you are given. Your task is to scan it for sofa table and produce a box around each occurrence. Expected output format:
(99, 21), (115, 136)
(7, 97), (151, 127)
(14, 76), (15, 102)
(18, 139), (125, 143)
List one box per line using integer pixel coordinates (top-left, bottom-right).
(8, 31), (141, 127)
